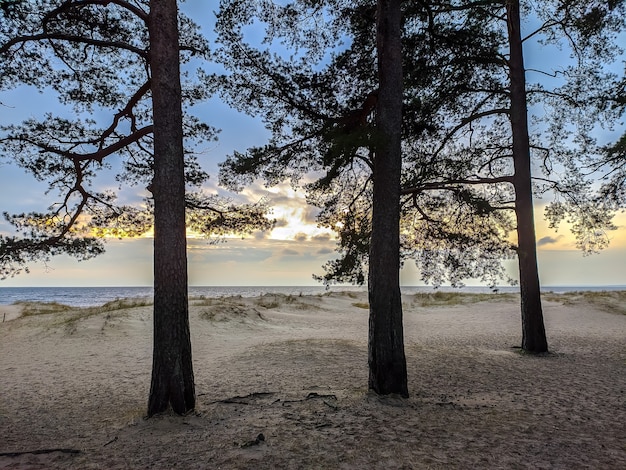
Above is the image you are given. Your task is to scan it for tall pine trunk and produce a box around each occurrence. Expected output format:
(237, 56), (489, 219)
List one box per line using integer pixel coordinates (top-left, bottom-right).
(147, 0), (195, 416)
(368, 0), (408, 397)
(507, 0), (548, 353)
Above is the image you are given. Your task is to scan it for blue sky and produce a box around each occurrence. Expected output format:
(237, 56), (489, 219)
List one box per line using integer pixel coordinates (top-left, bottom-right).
(1, 1), (625, 287)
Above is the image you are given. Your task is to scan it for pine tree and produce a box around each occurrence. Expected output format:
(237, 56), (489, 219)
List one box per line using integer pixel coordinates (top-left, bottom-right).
(0, 0), (271, 415)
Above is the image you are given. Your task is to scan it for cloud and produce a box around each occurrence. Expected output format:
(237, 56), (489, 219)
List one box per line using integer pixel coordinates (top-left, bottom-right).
(537, 235), (565, 247)
(254, 230), (270, 240)
(312, 233), (332, 242)
(282, 248), (300, 256)
(294, 232), (308, 242)
(273, 218), (289, 228)
(316, 247), (333, 255)
(303, 205), (320, 224)
(186, 238), (274, 261)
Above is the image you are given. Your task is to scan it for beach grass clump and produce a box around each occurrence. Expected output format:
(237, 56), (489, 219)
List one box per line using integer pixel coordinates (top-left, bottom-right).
(191, 295), (245, 307)
(199, 304), (266, 322)
(544, 290), (626, 315)
(585, 290), (626, 315)
(321, 290), (362, 299)
(255, 297), (281, 309)
(352, 302), (369, 310)
(253, 293), (320, 311)
(16, 301), (77, 317)
(255, 293), (295, 309)
(16, 297), (151, 320)
(48, 297), (151, 333)
(94, 297), (152, 313)
(411, 291), (516, 307)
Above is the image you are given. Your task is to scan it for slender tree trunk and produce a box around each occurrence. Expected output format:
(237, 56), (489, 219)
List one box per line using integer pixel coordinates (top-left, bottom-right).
(147, 0), (195, 416)
(506, 0), (548, 353)
(368, 0), (408, 397)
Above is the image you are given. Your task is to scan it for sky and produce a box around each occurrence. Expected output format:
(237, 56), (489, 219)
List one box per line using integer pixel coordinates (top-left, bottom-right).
(0, 1), (625, 288)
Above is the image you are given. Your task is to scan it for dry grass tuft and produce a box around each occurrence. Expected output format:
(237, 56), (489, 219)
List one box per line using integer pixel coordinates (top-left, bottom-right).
(94, 298), (152, 312)
(191, 295), (245, 307)
(351, 302), (369, 309)
(254, 293), (314, 310)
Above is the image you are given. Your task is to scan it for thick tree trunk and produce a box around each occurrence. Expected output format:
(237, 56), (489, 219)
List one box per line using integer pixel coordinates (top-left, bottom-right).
(368, 0), (408, 397)
(507, 0), (548, 353)
(147, 0), (195, 416)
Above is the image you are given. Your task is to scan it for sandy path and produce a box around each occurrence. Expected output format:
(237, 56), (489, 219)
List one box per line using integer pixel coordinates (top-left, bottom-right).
(1, 292), (625, 469)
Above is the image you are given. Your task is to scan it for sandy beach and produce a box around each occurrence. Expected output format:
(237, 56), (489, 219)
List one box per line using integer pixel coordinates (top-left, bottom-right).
(1, 291), (625, 469)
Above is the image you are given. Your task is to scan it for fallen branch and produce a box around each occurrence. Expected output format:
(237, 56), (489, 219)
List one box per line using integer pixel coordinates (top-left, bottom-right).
(283, 392), (338, 404)
(207, 391), (276, 405)
(207, 391), (338, 408)
(0, 448), (81, 457)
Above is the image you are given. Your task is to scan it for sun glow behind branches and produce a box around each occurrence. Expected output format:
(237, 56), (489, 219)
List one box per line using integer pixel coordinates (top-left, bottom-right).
(534, 206), (626, 252)
(85, 185), (336, 244)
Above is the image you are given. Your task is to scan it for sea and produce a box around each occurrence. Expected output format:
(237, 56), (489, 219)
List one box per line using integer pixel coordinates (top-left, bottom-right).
(1, 285), (625, 308)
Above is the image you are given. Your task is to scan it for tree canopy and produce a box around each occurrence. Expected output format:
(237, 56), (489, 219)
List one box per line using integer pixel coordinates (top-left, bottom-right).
(213, 0), (625, 357)
(0, 0), (271, 280)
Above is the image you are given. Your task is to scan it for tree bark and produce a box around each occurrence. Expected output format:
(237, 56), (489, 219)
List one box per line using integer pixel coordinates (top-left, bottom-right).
(147, 0), (195, 416)
(368, 0), (408, 397)
(506, 0), (548, 353)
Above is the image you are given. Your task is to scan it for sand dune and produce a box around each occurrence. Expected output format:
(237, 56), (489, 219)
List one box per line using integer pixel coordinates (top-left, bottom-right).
(1, 291), (625, 469)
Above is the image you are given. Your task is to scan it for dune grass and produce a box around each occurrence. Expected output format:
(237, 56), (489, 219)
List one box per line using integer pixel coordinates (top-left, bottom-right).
(195, 293), (305, 321)
(410, 290), (517, 307)
(543, 290), (626, 315)
(346, 290), (517, 311)
(15, 301), (78, 317)
(60, 298), (153, 333)
(13, 298), (152, 333)
(254, 293), (315, 310)
(191, 295), (246, 307)
(16, 297), (152, 316)
(199, 304), (266, 322)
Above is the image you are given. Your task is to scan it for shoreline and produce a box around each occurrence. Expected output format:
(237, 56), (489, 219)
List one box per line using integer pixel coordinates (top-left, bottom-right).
(2, 284), (626, 308)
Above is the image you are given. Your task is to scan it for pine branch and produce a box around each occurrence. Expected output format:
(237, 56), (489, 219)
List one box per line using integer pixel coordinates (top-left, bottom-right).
(401, 175), (514, 196)
(1, 32), (148, 57)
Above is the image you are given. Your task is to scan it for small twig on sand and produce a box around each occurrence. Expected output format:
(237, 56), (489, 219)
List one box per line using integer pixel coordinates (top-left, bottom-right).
(306, 392), (337, 401)
(239, 433), (265, 448)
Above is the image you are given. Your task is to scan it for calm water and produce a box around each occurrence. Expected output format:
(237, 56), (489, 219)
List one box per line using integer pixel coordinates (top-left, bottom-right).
(1, 285), (624, 307)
